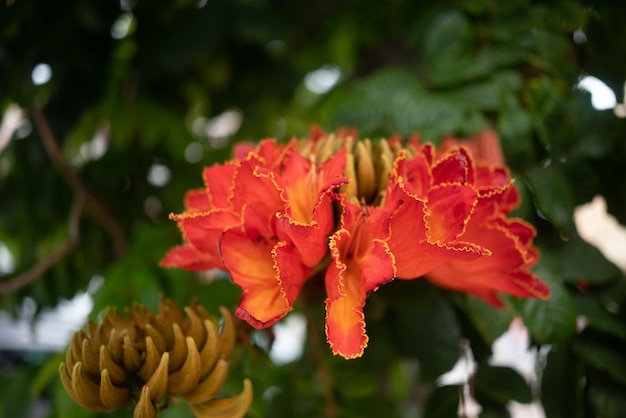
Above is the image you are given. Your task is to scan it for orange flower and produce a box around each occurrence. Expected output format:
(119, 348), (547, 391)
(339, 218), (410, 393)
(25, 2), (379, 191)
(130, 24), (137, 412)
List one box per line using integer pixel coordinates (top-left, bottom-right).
(324, 197), (398, 358)
(162, 127), (549, 359)
(425, 131), (550, 305)
(163, 138), (347, 329)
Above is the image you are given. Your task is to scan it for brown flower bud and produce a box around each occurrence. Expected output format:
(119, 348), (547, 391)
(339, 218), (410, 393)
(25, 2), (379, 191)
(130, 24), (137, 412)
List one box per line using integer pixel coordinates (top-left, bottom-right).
(59, 296), (253, 418)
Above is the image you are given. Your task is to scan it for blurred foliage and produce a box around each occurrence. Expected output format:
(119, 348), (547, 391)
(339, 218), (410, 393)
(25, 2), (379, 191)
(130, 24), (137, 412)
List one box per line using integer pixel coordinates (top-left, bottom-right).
(1, 0), (626, 417)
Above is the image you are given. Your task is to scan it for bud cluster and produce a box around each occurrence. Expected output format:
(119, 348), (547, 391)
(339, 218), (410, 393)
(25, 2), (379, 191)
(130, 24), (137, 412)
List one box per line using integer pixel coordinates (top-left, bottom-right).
(59, 296), (252, 418)
(300, 129), (398, 206)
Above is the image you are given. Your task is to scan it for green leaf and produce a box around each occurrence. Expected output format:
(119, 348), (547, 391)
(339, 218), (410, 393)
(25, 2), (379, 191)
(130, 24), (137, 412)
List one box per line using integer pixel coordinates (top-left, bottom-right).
(423, 11), (472, 58)
(572, 295), (626, 339)
(557, 233), (620, 286)
(474, 365), (532, 404)
(516, 266), (577, 344)
(497, 95), (534, 162)
(54, 381), (98, 418)
(541, 346), (584, 418)
(30, 352), (65, 399)
(573, 335), (626, 386)
(588, 378), (626, 418)
(390, 292), (461, 382)
(334, 364), (378, 398)
(461, 296), (515, 345)
(423, 385), (460, 418)
(525, 165), (575, 232)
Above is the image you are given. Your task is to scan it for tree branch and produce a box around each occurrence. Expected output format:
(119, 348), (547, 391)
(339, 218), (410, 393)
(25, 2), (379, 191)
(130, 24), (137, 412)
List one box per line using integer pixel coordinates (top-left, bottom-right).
(31, 103), (128, 257)
(0, 196), (84, 295)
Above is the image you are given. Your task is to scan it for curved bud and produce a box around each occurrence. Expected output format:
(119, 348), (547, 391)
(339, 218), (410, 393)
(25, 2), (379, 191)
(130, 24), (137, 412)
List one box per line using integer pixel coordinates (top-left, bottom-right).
(342, 151), (358, 201)
(355, 140), (376, 200)
(168, 337), (202, 396)
(139, 337), (161, 382)
(168, 323), (188, 372)
(145, 352), (169, 403)
(184, 306), (207, 348)
(183, 358), (229, 404)
(80, 339), (100, 377)
(99, 345), (127, 386)
(218, 307), (235, 359)
(66, 331), (83, 371)
(377, 139), (393, 196)
(199, 319), (222, 377)
(100, 368), (131, 410)
(190, 378), (253, 418)
(122, 335), (142, 372)
(159, 294), (184, 324)
(106, 328), (123, 364)
(133, 385), (156, 418)
(145, 324), (166, 354)
(70, 362), (110, 412)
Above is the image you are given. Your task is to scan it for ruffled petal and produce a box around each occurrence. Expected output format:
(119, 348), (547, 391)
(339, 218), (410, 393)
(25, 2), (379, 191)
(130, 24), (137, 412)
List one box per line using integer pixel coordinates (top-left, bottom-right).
(425, 183), (477, 243)
(221, 226), (289, 329)
(159, 245), (220, 271)
(202, 162), (238, 208)
(230, 156), (286, 224)
(220, 205), (311, 329)
(387, 187), (487, 279)
(431, 147), (473, 185)
(171, 209), (239, 255)
(324, 200), (396, 359)
(426, 216), (548, 305)
(183, 189), (211, 212)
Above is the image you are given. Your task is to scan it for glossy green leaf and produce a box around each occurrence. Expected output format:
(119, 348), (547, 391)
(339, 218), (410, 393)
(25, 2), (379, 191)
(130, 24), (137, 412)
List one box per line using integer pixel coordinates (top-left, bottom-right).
(461, 296), (515, 345)
(557, 233), (620, 286)
(474, 365), (532, 404)
(541, 346), (584, 418)
(573, 295), (626, 339)
(422, 385), (460, 418)
(517, 274), (577, 344)
(525, 165), (575, 232)
(391, 295), (461, 382)
(573, 335), (626, 386)
(588, 378), (626, 418)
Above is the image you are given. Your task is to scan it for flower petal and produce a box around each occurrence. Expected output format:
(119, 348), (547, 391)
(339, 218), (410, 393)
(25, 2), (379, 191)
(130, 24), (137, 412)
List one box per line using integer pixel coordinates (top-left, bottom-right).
(202, 162), (238, 208)
(184, 189), (211, 212)
(324, 200), (396, 359)
(425, 183), (477, 243)
(325, 236), (395, 359)
(221, 226), (289, 329)
(431, 147), (473, 185)
(221, 205), (309, 329)
(387, 190), (487, 279)
(159, 245), (220, 271)
(426, 216), (548, 305)
(230, 157), (285, 225)
(171, 209), (239, 255)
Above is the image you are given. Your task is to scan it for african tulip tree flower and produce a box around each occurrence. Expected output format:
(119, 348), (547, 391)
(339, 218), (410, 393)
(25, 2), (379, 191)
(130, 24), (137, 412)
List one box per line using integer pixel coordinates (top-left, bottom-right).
(161, 128), (549, 359)
(426, 131), (550, 306)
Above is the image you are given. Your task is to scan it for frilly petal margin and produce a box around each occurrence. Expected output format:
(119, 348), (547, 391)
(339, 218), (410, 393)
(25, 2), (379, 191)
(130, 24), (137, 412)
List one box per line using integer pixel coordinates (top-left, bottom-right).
(425, 216), (549, 306)
(386, 191), (488, 279)
(159, 245), (220, 272)
(324, 200), (396, 359)
(220, 206), (311, 329)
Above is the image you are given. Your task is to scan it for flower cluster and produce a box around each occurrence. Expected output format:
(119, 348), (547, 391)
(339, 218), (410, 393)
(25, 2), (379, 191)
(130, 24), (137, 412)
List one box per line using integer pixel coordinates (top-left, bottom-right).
(162, 128), (549, 359)
(59, 297), (252, 418)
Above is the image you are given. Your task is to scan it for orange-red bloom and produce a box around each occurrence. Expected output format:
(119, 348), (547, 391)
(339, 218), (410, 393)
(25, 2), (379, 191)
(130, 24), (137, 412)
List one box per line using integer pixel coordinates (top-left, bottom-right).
(426, 131), (549, 305)
(162, 128), (549, 359)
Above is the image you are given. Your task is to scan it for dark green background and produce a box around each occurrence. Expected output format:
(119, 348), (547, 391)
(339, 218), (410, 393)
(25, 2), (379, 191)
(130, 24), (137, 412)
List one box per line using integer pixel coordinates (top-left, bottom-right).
(1, 0), (626, 417)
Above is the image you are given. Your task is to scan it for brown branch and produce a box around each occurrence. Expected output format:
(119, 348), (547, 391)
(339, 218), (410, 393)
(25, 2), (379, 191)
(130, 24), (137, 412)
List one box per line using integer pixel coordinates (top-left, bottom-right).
(31, 103), (128, 256)
(0, 195), (84, 295)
